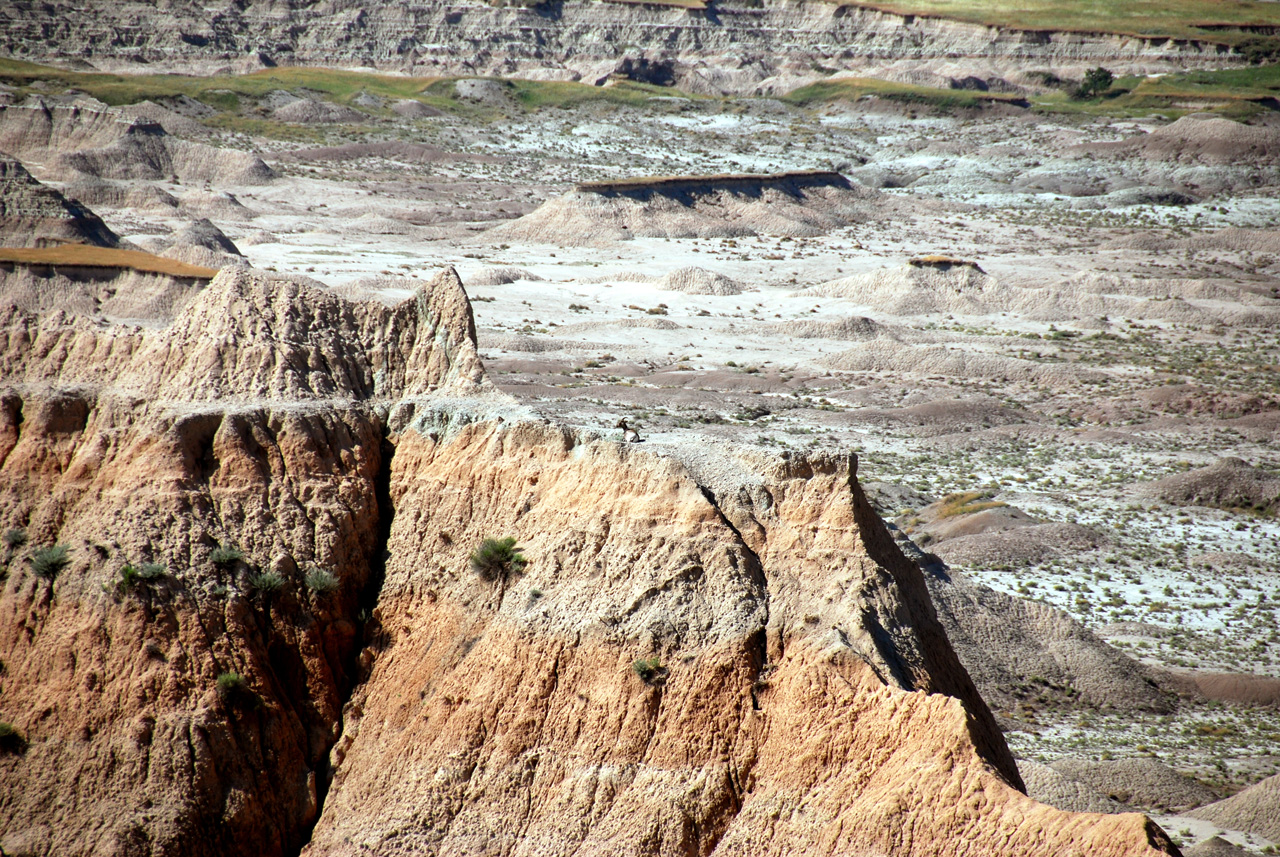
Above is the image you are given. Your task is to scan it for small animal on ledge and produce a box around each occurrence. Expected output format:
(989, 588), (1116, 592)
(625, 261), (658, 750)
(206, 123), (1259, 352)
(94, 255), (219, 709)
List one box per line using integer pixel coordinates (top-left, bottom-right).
(616, 419), (642, 443)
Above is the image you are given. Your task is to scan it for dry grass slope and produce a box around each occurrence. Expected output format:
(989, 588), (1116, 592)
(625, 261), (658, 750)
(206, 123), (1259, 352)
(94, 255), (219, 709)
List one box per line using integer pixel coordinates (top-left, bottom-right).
(0, 245), (217, 278)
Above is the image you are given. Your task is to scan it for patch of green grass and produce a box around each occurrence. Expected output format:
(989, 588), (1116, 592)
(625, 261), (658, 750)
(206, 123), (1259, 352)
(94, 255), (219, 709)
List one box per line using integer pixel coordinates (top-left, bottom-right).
(784, 77), (1028, 111)
(0, 59), (696, 126)
(0, 59), (439, 108)
(3, 528), (26, 550)
(827, 0), (1280, 44)
(1033, 63), (1280, 118)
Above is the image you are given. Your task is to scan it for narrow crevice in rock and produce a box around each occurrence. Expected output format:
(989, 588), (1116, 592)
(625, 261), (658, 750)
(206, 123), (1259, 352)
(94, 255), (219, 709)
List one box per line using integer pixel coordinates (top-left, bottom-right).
(291, 421), (398, 856)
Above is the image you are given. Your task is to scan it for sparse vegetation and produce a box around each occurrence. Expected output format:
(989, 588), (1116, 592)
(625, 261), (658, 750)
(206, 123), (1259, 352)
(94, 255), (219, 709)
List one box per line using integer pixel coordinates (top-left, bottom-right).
(0, 721), (26, 754)
(470, 537), (527, 582)
(29, 545), (70, 581)
(0, 246), (217, 279)
(3, 528), (27, 550)
(304, 567), (340, 594)
(209, 546), (244, 567)
(249, 570), (286, 593)
(216, 672), (259, 708)
(632, 657), (668, 685)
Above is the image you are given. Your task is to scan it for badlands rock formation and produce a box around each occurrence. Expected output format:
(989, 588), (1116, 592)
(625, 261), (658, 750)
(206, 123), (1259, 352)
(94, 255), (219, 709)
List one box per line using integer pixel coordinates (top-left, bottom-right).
(1190, 773), (1280, 844)
(0, 0), (1246, 92)
(0, 98), (275, 186)
(0, 155), (121, 248)
(0, 267), (1178, 856)
(497, 171), (900, 244)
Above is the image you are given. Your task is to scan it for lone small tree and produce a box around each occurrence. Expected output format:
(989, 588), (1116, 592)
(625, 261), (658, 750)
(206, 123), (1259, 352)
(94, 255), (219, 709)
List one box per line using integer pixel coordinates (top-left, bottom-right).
(1074, 67), (1114, 99)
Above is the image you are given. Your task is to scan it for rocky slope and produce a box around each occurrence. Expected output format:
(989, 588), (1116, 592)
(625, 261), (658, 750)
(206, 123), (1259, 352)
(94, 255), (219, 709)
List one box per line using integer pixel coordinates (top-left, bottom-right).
(0, 98), (275, 186)
(0, 267), (1179, 856)
(496, 171), (906, 243)
(0, 0), (1244, 94)
(0, 155), (121, 248)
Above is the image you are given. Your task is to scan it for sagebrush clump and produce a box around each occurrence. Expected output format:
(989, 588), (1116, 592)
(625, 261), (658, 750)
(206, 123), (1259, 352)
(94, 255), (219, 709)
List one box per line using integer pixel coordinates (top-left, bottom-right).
(632, 657), (667, 684)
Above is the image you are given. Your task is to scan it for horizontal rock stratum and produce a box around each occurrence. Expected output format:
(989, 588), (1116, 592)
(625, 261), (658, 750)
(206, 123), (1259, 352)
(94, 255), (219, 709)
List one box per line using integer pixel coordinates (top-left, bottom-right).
(0, 267), (1177, 856)
(0, 0), (1246, 93)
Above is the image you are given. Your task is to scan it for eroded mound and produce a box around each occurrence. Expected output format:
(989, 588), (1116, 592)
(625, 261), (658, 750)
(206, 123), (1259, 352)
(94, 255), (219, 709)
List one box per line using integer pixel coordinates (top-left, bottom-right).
(271, 100), (366, 124)
(1020, 761), (1131, 815)
(1051, 759), (1220, 814)
(158, 218), (247, 270)
(1089, 115), (1280, 165)
(656, 265), (744, 295)
(0, 99), (275, 186)
(496, 171), (898, 244)
(467, 266), (544, 286)
(0, 266), (487, 399)
(0, 154), (121, 248)
(1143, 457), (1280, 514)
(1190, 773), (1280, 844)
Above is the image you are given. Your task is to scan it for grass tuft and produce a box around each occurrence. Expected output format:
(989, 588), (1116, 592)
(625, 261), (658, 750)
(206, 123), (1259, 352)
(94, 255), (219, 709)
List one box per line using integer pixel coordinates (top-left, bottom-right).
(30, 544), (70, 581)
(470, 537), (527, 583)
(209, 546), (244, 567)
(303, 567), (340, 594)
(249, 570), (286, 593)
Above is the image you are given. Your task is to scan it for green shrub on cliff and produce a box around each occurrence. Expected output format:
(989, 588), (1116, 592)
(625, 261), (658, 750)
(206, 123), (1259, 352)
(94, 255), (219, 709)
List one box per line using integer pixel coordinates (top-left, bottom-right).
(632, 657), (667, 685)
(209, 546), (244, 567)
(30, 544), (69, 581)
(249, 570), (286, 593)
(0, 721), (26, 754)
(470, 537), (527, 582)
(304, 567), (340, 594)
(216, 672), (259, 709)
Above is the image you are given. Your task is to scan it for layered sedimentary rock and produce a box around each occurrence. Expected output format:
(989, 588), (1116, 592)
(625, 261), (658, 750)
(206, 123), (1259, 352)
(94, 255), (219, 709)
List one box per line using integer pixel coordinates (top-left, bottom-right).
(0, 0), (1241, 93)
(0, 268), (483, 856)
(496, 171), (901, 243)
(0, 266), (1177, 856)
(0, 99), (275, 186)
(0, 154), (121, 248)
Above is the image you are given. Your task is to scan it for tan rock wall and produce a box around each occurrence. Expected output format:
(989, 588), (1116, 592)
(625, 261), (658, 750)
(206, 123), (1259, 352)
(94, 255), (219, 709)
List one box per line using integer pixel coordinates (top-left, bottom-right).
(304, 420), (1176, 857)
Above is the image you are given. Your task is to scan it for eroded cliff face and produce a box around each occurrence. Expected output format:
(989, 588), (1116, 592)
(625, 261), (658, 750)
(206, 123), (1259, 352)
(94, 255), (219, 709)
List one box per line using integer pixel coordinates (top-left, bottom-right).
(0, 0), (1237, 93)
(0, 267), (483, 856)
(304, 419), (1174, 856)
(0, 266), (1177, 856)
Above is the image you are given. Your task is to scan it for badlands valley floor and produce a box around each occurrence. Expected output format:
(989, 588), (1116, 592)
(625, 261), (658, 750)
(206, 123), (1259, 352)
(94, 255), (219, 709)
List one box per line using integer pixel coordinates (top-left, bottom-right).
(3, 66), (1279, 852)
